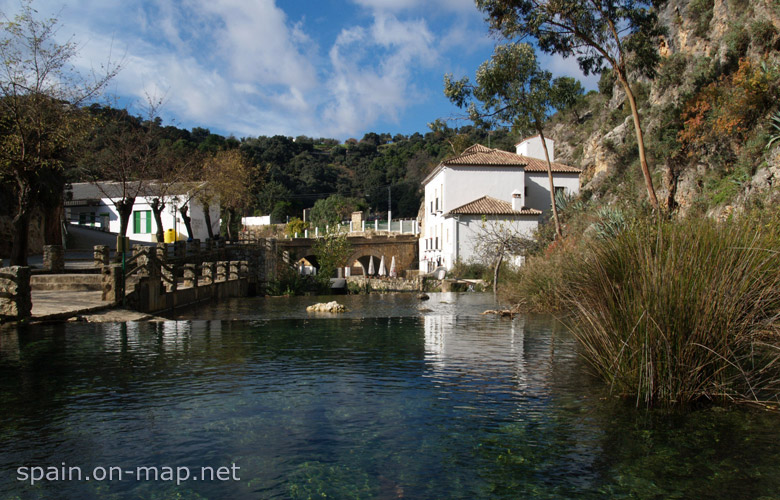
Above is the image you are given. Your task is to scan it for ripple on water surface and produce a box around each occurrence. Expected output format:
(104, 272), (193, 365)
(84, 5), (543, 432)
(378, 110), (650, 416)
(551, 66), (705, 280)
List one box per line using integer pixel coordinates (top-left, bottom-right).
(0, 293), (778, 499)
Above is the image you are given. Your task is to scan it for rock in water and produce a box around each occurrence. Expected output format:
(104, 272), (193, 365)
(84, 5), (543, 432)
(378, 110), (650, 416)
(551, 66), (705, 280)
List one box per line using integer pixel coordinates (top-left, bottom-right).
(306, 301), (346, 313)
(417, 293), (430, 300)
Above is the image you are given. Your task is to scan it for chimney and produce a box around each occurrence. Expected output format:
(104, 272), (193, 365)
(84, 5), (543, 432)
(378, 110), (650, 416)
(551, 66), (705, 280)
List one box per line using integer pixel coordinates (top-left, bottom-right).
(511, 189), (523, 211)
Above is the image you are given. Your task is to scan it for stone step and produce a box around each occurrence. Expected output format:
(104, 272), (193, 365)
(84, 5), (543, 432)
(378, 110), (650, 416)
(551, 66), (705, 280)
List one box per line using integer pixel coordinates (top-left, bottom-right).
(30, 274), (103, 292)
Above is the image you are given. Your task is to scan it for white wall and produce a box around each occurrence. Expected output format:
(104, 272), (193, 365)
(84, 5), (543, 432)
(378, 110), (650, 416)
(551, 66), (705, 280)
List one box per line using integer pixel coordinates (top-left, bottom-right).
(439, 166), (527, 213)
(516, 136), (555, 162)
(242, 215), (271, 226)
(456, 215), (538, 266)
(524, 172), (581, 216)
(68, 195), (219, 242)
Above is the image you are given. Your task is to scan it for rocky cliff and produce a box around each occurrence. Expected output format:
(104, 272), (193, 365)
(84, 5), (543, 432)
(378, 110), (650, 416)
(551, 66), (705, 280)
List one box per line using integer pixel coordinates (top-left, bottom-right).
(548, 0), (780, 216)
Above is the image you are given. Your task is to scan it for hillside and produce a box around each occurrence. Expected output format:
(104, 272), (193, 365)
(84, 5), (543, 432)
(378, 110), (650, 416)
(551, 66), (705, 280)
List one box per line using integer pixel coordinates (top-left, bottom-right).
(546, 0), (780, 217)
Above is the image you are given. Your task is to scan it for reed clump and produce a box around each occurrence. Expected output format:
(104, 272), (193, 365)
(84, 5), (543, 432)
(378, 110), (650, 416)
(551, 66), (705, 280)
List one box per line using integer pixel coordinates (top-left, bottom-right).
(563, 215), (780, 406)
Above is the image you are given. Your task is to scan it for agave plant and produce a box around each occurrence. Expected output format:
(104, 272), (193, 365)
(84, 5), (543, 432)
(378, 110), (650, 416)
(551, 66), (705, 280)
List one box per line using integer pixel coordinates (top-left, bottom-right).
(767, 111), (780, 150)
(593, 206), (627, 240)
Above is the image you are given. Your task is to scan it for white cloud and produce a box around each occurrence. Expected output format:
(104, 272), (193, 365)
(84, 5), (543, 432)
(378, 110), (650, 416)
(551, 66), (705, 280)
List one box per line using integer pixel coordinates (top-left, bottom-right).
(542, 52), (600, 91)
(322, 13), (439, 136)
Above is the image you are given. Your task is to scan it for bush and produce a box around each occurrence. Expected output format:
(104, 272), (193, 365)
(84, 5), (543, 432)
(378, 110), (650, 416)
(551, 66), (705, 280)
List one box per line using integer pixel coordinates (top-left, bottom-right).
(655, 53), (688, 91)
(750, 20), (779, 53)
(562, 216), (780, 406)
(285, 217), (309, 237)
(687, 0), (715, 39)
(598, 69), (615, 97)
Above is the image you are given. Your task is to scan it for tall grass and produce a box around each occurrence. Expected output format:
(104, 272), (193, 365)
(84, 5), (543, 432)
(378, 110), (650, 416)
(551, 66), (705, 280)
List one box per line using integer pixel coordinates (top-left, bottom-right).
(563, 216), (780, 406)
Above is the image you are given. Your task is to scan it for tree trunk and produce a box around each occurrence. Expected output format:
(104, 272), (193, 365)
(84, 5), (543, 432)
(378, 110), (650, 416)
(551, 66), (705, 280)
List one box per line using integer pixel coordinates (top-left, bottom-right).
(538, 127), (563, 239)
(616, 70), (660, 212)
(150, 198), (165, 243)
(179, 205), (194, 240)
(10, 182), (34, 266)
(115, 197), (135, 238)
(225, 209), (233, 242)
(43, 196), (63, 245)
(202, 202), (215, 240)
(10, 204), (31, 266)
(493, 251), (503, 295)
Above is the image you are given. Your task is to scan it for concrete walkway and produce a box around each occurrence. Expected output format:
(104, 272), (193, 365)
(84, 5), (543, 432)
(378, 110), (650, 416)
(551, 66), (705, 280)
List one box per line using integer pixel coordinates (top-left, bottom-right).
(30, 290), (111, 321)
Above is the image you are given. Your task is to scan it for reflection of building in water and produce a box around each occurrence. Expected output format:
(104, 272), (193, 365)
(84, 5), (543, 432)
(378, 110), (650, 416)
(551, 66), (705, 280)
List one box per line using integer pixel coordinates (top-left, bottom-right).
(101, 320), (225, 354)
(424, 315), (552, 397)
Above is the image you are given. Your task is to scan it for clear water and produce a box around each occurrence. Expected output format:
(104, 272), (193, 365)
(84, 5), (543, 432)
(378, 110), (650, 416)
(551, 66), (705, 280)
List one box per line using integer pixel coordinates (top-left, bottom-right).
(0, 293), (778, 499)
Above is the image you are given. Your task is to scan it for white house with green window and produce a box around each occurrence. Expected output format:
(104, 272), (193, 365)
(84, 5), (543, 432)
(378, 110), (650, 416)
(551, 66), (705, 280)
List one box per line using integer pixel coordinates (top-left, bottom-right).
(65, 181), (220, 243)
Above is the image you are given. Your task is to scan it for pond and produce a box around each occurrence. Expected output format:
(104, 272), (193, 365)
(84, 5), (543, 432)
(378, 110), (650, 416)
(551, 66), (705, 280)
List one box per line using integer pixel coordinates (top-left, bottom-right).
(0, 293), (778, 499)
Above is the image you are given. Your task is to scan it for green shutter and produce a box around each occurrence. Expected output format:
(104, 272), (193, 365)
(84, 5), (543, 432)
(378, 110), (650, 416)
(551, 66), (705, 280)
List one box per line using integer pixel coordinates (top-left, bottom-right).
(133, 211), (140, 233)
(146, 211), (151, 233)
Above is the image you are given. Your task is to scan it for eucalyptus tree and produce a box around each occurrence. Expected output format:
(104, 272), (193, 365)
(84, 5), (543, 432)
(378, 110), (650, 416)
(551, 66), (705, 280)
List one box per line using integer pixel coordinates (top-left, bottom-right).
(0, 2), (118, 264)
(445, 42), (578, 239)
(475, 0), (664, 211)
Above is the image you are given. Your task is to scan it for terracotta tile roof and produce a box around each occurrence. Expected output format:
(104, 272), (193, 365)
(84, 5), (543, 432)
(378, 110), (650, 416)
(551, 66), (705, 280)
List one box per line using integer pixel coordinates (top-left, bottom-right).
(514, 134), (540, 146)
(446, 196), (542, 216)
(440, 144), (581, 173)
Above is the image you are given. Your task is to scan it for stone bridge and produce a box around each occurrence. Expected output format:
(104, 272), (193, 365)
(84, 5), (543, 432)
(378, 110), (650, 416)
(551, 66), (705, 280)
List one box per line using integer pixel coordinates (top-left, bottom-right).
(277, 234), (419, 275)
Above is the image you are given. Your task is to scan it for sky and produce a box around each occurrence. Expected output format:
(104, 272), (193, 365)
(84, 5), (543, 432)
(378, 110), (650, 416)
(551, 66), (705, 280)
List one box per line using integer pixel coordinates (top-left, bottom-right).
(1, 0), (598, 141)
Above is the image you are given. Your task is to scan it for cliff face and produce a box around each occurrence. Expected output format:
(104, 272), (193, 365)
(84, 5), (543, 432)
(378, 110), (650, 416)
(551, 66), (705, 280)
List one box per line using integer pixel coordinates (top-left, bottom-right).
(548, 0), (780, 215)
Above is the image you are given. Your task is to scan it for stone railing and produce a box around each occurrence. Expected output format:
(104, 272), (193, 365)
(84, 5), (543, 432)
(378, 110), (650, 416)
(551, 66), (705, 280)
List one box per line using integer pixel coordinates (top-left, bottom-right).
(0, 266), (32, 320)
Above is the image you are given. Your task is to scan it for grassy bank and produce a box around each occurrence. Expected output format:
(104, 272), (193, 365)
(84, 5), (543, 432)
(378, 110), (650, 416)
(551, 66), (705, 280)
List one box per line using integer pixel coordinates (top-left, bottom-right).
(504, 211), (780, 406)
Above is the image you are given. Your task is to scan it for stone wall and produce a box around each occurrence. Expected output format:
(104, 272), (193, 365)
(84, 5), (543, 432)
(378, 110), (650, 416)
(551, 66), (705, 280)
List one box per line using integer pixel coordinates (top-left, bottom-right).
(346, 276), (422, 293)
(0, 266), (31, 319)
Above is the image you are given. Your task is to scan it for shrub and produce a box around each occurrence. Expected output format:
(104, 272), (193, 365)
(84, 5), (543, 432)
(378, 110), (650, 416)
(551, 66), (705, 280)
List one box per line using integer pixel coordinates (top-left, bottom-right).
(562, 216), (780, 406)
(285, 217), (309, 237)
(598, 69), (616, 97)
(687, 0), (715, 39)
(655, 53), (688, 91)
(750, 20), (779, 53)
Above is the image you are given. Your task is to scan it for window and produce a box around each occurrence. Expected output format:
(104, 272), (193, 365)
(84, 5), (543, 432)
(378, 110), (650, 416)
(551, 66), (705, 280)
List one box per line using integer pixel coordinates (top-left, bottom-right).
(555, 186), (565, 197)
(78, 212), (95, 225)
(133, 210), (152, 234)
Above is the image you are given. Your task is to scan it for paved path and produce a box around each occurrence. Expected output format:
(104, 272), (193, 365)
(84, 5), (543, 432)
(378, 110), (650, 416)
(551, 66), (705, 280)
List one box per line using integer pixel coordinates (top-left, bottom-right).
(31, 290), (111, 321)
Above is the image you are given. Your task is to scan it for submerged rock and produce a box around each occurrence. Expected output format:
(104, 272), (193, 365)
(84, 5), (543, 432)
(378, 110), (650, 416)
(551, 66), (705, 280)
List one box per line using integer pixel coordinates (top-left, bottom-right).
(481, 309), (516, 318)
(306, 301), (346, 313)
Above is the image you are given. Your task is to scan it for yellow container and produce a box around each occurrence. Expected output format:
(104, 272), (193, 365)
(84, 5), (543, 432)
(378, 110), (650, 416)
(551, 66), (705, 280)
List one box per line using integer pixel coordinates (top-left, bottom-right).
(164, 228), (177, 243)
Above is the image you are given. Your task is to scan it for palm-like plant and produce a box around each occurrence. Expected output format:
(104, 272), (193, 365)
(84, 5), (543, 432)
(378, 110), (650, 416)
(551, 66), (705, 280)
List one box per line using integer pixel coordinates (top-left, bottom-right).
(767, 111), (780, 150)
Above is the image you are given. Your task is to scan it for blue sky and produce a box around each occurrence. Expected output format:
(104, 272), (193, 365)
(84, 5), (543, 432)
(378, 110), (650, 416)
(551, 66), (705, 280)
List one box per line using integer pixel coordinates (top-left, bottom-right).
(2, 0), (597, 141)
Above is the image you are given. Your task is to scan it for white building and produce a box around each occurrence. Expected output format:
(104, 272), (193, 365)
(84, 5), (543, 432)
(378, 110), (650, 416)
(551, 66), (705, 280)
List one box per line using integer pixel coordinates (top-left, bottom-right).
(419, 137), (581, 273)
(65, 181), (220, 243)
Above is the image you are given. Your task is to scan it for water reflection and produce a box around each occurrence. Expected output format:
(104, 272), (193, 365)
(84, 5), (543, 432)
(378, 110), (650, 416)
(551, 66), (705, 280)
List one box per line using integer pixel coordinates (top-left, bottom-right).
(0, 295), (777, 499)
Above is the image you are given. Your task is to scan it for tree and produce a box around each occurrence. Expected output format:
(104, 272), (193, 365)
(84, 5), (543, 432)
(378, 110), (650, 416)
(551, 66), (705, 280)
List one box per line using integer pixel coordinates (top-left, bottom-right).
(82, 101), (165, 241)
(309, 194), (366, 228)
(0, 2), (118, 264)
(142, 136), (203, 242)
(201, 149), (252, 241)
(444, 43), (572, 239)
(550, 77), (586, 121)
(311, 229), (352, 285)
(476, 0), (663, 211)
(473, 217), (533, 294)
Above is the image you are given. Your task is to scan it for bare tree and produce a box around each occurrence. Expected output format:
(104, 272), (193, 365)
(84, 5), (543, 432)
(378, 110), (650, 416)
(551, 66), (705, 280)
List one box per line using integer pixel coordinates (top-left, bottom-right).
(473, 217), (534, 294)
(0, 2), (119, 264)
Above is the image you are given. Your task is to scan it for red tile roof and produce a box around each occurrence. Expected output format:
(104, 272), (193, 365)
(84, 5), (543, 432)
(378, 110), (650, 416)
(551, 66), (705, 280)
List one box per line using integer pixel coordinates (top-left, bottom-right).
(446, 196), (542, 216)
(440, 144), (581, 173)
